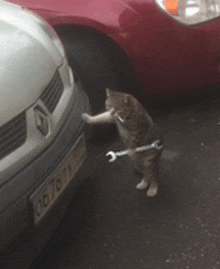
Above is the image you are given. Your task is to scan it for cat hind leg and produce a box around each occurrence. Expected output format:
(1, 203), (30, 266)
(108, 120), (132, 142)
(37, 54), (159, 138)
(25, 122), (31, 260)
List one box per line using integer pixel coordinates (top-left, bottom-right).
(146, 180), (158, 197)
(136, 178), (149, 190)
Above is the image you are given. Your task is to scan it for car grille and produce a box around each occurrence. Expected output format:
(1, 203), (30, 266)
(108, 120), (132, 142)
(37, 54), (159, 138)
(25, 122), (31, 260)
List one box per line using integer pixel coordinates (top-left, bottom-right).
(40, 70), (64, 113)
(0, 111), (26, 159)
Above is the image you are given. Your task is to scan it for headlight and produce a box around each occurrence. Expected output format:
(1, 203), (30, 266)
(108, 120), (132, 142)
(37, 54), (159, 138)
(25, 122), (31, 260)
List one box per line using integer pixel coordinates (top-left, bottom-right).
(23, 8), (66, 57)
(155, 0), (220, 25)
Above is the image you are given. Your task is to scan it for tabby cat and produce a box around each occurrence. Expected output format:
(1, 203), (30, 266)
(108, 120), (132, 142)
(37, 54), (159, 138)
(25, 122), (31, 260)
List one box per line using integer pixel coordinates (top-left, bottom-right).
(82, 89), (163, 197)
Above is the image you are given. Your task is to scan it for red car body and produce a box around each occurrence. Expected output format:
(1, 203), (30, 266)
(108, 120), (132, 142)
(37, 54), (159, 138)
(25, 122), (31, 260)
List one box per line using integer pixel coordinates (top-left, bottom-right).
(10, 0), (220, 96)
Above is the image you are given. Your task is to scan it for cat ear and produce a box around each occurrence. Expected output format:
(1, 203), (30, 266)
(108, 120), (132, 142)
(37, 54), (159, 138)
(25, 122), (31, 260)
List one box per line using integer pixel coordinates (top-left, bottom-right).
(106, 88), (115, 97)
(106, 88), (110, 97)
(124, 94), (130, 104)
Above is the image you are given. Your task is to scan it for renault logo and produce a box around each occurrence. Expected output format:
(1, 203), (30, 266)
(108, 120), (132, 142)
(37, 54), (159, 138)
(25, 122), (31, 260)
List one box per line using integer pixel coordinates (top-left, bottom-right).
(34, 105), (49, 136)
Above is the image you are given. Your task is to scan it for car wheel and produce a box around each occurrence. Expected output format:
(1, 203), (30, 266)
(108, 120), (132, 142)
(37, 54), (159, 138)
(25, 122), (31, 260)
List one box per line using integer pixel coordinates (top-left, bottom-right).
(55, 27), (139, 115)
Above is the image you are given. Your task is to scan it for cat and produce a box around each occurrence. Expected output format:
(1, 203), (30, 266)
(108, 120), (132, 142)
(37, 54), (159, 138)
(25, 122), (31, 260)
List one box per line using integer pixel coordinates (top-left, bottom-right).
(82, 88), (163, 197)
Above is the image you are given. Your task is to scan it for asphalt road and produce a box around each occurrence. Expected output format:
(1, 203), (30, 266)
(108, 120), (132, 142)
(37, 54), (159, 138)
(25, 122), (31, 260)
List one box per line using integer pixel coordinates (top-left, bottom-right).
(30, 93), (220, 269)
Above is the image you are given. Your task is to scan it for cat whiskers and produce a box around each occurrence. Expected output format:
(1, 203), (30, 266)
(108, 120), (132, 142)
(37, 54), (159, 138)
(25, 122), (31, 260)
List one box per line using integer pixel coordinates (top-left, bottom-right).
(114, 111), (125, 123)
(117, 115), (124, 123)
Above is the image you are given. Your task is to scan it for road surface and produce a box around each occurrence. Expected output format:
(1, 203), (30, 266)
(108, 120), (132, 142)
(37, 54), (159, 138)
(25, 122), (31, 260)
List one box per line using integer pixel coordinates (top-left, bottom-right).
(29, 93), (220, 269)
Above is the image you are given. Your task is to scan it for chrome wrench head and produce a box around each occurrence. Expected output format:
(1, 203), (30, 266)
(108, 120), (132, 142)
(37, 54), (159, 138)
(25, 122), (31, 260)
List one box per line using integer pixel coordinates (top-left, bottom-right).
(152, 140), (163, 150)
(106, 151), (117, 162)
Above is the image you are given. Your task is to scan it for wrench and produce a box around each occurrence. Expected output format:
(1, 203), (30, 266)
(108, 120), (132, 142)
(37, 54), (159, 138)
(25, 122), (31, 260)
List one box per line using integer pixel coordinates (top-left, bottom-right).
(106, 140), (163, 162)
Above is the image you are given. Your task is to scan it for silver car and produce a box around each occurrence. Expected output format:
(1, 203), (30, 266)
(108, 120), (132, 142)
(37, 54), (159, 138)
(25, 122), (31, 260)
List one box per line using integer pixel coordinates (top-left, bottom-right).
(0, 0), (89, 253)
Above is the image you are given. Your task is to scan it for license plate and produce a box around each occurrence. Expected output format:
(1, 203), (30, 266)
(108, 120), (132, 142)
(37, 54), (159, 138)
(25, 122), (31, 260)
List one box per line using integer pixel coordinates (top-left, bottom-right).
(30, 134), (86, 225)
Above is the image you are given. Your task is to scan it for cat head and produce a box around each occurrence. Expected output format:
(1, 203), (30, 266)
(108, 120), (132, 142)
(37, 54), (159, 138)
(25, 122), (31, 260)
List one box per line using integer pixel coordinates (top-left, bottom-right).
(105, 88), (132, 123)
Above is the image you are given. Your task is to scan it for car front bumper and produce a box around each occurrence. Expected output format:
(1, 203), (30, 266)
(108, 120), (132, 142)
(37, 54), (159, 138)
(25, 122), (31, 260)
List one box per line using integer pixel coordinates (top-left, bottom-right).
(0, 84), (90, 251)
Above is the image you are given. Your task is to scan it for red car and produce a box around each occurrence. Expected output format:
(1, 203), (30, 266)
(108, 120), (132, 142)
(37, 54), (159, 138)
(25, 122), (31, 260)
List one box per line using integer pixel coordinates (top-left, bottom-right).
(9, 0), (220, 111)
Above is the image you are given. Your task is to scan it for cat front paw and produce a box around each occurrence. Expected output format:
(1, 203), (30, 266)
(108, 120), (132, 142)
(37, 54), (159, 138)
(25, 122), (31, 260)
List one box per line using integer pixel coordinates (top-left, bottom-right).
(82, 113), (93, 124)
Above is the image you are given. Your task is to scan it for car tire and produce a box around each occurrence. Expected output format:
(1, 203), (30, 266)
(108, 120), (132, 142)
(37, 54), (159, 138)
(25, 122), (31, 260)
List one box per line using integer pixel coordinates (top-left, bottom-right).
(56, 27), (139, 114)
(55, 27), (140, 142)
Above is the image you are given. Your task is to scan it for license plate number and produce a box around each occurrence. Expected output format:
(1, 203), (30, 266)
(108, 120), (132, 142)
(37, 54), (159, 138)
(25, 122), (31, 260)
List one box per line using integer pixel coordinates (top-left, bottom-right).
(30, 134), (86, 225)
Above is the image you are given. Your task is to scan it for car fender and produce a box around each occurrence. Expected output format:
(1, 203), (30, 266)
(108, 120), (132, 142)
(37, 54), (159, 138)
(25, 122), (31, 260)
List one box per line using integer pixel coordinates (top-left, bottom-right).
(10, 0), (220, 95)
